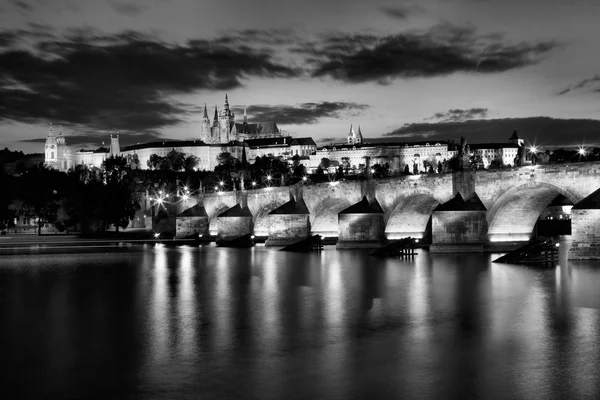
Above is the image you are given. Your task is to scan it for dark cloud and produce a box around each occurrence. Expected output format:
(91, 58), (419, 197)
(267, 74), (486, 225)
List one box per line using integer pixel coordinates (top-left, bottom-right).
(19, 129), (164, 148)
(215, 28), (299, 46)
(316, 137), (345, 144)
(9, 0), (32, 12)
(232, 102), (369, 125)
(384, 117), (600, 147)
(109, 1), (146, 17)
(558, 74), (600, 95)
(429, 108), (489, 122)
(295, 23), (558, 84)
(380, 4), (424, 20)
(0, 28), (299, 132)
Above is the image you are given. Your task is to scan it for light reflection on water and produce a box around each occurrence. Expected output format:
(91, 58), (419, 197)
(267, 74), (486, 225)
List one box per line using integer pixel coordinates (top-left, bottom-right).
(1, 245), (600, 399)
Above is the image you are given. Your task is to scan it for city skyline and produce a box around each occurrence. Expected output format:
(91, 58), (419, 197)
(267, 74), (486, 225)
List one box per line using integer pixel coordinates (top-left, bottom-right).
(2, 0), (600, 154)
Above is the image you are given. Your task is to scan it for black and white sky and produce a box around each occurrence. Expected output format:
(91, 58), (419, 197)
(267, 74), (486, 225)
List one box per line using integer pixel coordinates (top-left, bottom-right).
(1, 0), (600, 153)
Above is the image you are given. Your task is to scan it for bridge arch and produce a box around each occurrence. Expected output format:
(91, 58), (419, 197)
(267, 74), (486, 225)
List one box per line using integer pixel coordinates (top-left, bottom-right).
(310, 198), (353, 237)
(384, 192), (440, 239)
(487, 181), (580, 242)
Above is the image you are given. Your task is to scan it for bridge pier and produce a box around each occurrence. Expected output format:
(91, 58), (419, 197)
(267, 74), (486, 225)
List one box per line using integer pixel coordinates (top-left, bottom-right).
(265, 194), (311, 246)
(175, 202), (209, 239)
(337, 196), (385, 249)
(568, 189), (600, 259)
(217, 203), (254, 242)
(430, 193), (488, 253)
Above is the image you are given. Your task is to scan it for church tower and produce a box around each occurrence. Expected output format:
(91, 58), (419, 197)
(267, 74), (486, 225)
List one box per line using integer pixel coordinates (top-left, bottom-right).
(348, 124), (363, 145)
(356, 125), (363, 144)
(509, 129), (524, 147)
(44, 123), (58, 167)
(110, 134), (121, 156)
(219, 94), (235, 143)
(200, 103), (211, 142)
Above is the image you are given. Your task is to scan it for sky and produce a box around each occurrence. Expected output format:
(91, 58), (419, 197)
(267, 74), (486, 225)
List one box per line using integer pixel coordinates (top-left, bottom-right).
(1, 0), (600, 154)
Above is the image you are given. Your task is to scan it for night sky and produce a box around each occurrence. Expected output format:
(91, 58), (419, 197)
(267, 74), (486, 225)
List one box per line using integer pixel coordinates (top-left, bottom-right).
(1, 0), (600, 153)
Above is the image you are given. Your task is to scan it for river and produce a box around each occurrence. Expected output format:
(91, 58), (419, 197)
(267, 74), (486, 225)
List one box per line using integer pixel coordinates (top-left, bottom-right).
(1, 243), (600, 399)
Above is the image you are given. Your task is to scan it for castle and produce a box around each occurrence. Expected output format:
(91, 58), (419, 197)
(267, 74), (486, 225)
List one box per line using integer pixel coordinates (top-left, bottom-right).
(43, 94), (302, 172)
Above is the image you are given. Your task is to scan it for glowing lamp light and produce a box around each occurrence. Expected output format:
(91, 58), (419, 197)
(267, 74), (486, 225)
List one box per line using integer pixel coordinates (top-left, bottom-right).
(214, 186), (219, 191)
(156, 197), (164, 205)
(267, 175), (272, 180)
(182, 194), (189, 201)
(154, 233), (160, 239)
(555, 243), (560, 247)
(370, 169), (375, 174)
(251, 235), (255, 239)
(219, 181), (224, 186)
(252, 181), (257, 186)
(529, 146), (538, 154)
(578, 147), (586, 156)
(302, 176), (307, 181)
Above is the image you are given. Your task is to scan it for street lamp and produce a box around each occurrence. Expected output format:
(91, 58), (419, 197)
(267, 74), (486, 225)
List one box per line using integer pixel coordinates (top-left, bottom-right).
(252, 181), (257, 187)
(578, 147), (586, 156)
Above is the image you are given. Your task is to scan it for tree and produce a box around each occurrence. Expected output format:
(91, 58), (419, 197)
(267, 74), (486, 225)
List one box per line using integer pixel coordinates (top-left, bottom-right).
(101, 156), (142, 233)
(165, 149), (186, 171)
(126, 153), (141, 170)
(341, 157), (351, 174)
(147, 154), (161, 170)
(184, 155), (199, 171)
(437, 161), (443, 173)
(0, 173), (17, 231)
(215, 152), (240, 174)
(19, 166), (63, 235)
(320, 158), (331, 172)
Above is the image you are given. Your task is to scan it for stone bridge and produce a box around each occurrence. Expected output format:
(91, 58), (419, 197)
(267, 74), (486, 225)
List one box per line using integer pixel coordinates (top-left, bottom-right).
(161, 162), (600, 258)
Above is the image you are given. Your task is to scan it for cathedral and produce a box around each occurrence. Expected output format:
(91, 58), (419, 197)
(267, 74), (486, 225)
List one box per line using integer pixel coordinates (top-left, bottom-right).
(199, 94), (281, 143)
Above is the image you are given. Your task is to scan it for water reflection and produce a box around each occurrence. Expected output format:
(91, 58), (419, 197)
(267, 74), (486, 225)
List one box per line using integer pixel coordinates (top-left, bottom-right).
(1, 247), (600, 399)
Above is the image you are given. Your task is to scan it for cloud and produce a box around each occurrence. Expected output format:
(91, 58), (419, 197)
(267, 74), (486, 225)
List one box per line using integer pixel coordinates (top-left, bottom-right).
(384, 117), (600, 147)
(558, 74), (600, 95)
(428, 108), (489, 122)
(232, 101), (370, 125)
(0, 28), (299, 133)
(9, 0), (32, 12)
(380, 4), (424, 20)
(316, 137), (345, 144)
(109, 1), (145, 17)
(19, 129), (164, 148)
(295, 23), (558, 84)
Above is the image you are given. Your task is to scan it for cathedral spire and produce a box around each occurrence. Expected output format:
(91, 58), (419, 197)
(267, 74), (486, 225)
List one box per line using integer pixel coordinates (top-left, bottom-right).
(48, 122), (53, 137)
(224, 93), (230, 111)
(243, 105), (248, 124)
(213, 105), (219, 127)
(203, 103), (209, 119)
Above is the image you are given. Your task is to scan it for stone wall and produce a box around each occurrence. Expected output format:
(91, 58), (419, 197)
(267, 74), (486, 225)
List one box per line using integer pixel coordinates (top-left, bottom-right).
(176, 216), (209, 238)
(217, 216), (253, 240)
(431, 210), (487, 251)
(337, 214), (384, 248)
(265, 214), (310, 246)
(568, 209), (600, 259)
